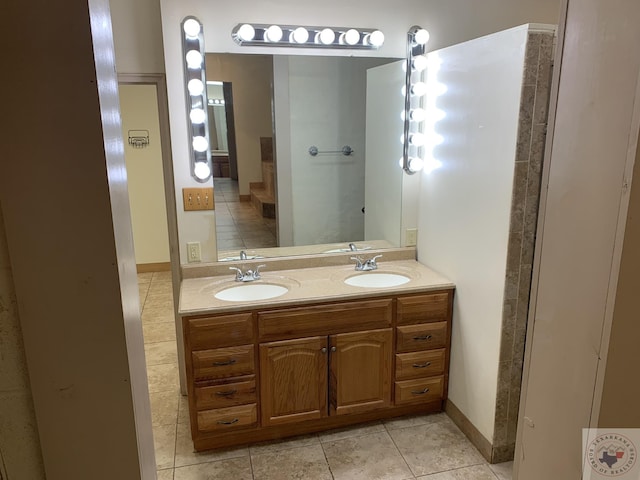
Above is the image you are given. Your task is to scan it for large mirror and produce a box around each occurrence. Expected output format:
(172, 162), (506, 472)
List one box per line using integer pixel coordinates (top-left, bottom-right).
(204, 52), (406, 261)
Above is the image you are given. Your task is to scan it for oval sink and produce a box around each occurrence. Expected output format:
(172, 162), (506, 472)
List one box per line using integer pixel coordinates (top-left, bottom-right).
(344, 273), (411, 288)
(214, 284), (288, 302)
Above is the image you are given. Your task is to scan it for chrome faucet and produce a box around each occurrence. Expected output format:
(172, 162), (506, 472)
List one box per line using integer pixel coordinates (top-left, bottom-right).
(349, 243), (357, 252)
(351, 255), (382, 271)
(239, 250), (247, 260)
(229, 264), (266, 282)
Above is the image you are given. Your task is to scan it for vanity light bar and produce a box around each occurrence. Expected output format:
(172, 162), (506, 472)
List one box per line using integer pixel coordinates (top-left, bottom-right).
(402, 25), (430, 175)
(231, 23), (384, 50)
(181, 16), (213, 183)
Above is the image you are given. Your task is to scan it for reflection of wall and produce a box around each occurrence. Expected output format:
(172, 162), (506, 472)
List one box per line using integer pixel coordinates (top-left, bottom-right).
(275, 56), (392, 246)
(416, 24), (552, 458)
(120, 84), (170, 266)
(206, 54), (273, 196)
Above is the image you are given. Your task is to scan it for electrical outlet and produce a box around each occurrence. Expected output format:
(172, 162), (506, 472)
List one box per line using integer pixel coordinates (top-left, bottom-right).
(187, 242), (201, 263)
(406, 228), (418, 247)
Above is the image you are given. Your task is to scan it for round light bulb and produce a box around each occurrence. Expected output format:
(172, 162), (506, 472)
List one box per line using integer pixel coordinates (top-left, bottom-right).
(408, 156), (425, 172)
(190, 108), (206, 124)
(192, 136), (208, 152)
(187, 79), (204, 96)
(194, 161), (211, 180)
(411, 82), (427, 96)
(185, 50), (203, 69)
(414, 29), (430, 45)
(400, 133), (405, 145)
(319, 28), (335, 45)
(409, 133), (425, 146)
(412, 55), (428, 72)
(398, 157), (405, 168)
(292, 27), (309, 44)
(410, 108), (426, 122)
(265, 25), (283, 42)
(344, 29), (360, 45)
(183, 19), (201, 38)
(401, 85), (406, 96)
(237, 24), (255, 42)
(368, 30), (385, 47)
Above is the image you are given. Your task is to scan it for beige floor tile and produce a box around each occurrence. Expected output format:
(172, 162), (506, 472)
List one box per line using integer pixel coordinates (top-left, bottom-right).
(384, 412), (449, 431)
(142, 306), (176, 324)
(323, 431), (413, 480)
(153, 271), (173, 282)
(318, 421), (386, 443)
(416, 464), (497, 479)
(147, 363), (179, 393)
(157, 468), (174, 480)
(249, 433), (320, 456)
(489, 461), (513, 480)
(145, 340), (178, 366)
(148, 283), (174, 297)
(144, 294), (174, 312)
(150, 390), (180, 427)
(178, 395), (190, 424)
(389, 418), (486, 477)
(137, 272), (154, 283)
(174, 457), (253, 480)
(174, 422), (249, 468)
(252, 444), (332, 480)
(143, 322), (177, 344)
(153, 424), (177, 470)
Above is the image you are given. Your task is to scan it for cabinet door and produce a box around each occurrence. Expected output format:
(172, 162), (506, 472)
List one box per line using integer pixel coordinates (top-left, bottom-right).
(329, 328), (392, 416)
(260, 336), (328, 426)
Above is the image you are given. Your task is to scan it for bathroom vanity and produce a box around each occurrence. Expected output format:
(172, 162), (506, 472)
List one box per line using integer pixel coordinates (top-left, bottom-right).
(179, 256), (454, 451)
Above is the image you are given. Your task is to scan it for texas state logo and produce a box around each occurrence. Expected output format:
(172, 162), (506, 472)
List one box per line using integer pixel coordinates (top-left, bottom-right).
(587, 433), (637, 477)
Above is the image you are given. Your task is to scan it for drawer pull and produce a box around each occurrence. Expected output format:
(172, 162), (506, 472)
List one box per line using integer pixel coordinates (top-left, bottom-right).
(413, 335), (433, 341)
(216, 418), (239, 425)
(215, 390), (238, 397)
(212, 359), (237, 366)
(412, 362), (432, 368)
(411, 387), (431, 395)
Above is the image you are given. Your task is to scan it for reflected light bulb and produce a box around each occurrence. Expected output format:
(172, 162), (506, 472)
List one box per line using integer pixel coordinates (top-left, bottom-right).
(412, 55), (428, 72)
(319, 28), (335, 45)
(237, 24), (255, 41)
(411, 82), (427, 96)
(183, 19), (201, 38)
(186, 50), (203, 69)
(190, 108), (206, 124)
(192, 136), (208, 152)
(368, 30), (384, 47)
(344, 29), (360, 45)
(409, 133), (425, 146)
(265, 25), (283, 42)
(187, 79), (204, 96)
(292, 27), (309, 44)
(408, 156), (424, 172)
(194, 161), (211, 180)
(410, 108), (426, 122)
(414, 29), (430, 45)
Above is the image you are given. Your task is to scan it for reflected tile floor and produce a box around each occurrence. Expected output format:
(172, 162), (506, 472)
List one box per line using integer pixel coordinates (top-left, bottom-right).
(139, 273), (513, 480)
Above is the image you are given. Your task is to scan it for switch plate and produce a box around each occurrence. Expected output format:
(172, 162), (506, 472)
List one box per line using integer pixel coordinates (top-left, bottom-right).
(406, 228), (418, 247)
(187, 242), (201, 263)
(183, 187), (214, 211)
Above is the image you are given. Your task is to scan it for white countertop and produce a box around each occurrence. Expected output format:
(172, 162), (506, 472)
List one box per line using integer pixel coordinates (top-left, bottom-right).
(179, 259), (454, 316)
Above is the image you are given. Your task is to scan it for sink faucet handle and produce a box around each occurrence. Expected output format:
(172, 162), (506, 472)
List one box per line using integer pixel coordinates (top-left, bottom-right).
(350, 256), (364, 270)
(229, 266), (243, 281)
(370, 254), (383, 264)
(253, 264), (267, 279)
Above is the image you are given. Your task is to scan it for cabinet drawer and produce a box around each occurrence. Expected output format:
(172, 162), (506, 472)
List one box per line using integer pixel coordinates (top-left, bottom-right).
(258, 299), (392, 341)
(396, 322), (448, 353)
(186, 313), (254, 350)
(195, 376), (257, 410)
(197, 403), (257, 433)
(395, 376), (444, 405)
(395, 349), (446, 380)
(192, 345), (254, 380)
(397, 292), (451, 325)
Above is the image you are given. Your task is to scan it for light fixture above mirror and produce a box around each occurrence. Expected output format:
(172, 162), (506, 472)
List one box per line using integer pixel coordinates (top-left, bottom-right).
(231, 23), (385, 49)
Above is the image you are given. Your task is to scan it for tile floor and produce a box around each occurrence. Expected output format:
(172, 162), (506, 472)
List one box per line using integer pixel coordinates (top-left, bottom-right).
(139, 272), (514, 480)
(213, 177), (277, 252)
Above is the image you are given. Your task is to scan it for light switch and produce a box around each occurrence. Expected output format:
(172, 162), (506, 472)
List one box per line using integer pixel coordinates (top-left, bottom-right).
(183, 187), (214, 211)
(406, 228), (418, 246)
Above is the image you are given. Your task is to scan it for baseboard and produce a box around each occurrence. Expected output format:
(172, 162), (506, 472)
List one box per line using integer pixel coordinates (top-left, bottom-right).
(136, 262), (171, 273)
(239, 194), (251, 202)
(445, 399), (493, 463)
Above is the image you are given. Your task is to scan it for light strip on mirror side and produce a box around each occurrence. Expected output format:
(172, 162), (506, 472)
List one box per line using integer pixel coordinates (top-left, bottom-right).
(181, 16), (213, 183)
(231, 23), (384, 50)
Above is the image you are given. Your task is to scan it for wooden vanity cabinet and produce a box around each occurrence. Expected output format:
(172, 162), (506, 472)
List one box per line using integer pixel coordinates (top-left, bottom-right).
(183, 288), (453, 451)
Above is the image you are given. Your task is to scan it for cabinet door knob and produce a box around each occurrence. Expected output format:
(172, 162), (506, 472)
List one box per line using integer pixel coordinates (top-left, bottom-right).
(412, 362), (432, 368)
(411, 387), (431, 395)
(331, 346), (337, 352)
(215, 389), (238, 397)
(412, 335), (433, 341)
(213, 359), (237, 366)
(216, 418), (239, 425)
(321, 347), (327, 354)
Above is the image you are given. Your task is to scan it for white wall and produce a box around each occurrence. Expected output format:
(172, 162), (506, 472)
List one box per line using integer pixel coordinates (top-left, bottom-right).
(120, 84), (171, 265)
(159, 0), (561, 263)
(416, 26), (529, 441)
